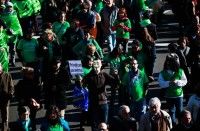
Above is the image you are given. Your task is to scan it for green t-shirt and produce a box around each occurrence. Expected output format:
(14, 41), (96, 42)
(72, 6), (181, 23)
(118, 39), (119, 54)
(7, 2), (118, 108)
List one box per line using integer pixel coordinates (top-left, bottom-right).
(47, 124), (64, 131)
(122, 69), (149, 101)
(17, 38), (39, 63)
(52, 21), (70, 45)
(113, 19), (132, 39)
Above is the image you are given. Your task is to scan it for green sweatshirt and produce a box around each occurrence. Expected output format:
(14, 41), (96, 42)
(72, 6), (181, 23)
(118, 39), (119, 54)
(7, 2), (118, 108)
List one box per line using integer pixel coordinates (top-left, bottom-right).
(113, 18), (132, 39)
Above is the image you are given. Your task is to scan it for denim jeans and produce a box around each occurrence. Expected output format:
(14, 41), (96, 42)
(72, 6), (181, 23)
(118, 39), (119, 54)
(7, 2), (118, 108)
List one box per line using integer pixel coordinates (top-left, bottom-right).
(90, 104), (109, 131)
(130, 98), (146, 121)
(0, 100), (10, 131)
(145, 45), (156, 76)
(107, 33), (116, 52)
(166, 97), (183, 125)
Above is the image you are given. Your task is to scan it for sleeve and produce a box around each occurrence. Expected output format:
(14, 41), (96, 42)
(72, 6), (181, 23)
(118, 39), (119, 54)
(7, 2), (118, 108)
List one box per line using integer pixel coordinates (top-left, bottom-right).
(158, 72), (170, 88)
(174, 70), (187, 87)
(93, 39), (104, 59)
(186, 96), (194, 112)
(17, 40), (22, 50)
(60, 118), (70, 131)
(8, 73), (14, 97)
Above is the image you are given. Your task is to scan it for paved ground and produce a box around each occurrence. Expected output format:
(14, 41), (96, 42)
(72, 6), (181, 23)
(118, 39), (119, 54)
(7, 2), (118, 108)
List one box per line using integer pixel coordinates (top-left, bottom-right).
(0, 3), (181, 131)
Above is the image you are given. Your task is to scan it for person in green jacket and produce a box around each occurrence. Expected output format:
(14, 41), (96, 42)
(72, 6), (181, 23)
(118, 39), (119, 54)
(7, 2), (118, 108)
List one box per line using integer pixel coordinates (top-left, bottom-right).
(12, 0), (41, 34)
(0, 23), (9, 72)
(0, 2), (22, 66)
(158, 53), (187, 125)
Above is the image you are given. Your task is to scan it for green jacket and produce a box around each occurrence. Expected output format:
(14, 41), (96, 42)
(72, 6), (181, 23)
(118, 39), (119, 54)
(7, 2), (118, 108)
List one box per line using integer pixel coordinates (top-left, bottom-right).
(12, 0), (33, 18)
(0, 11), (23, 44)
(0, 30), (9, 72)
(31, 0), (41, 15)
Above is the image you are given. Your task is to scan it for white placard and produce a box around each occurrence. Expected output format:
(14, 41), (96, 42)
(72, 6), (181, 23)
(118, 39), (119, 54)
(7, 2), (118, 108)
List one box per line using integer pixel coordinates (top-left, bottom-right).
(68, 60), (83, 76)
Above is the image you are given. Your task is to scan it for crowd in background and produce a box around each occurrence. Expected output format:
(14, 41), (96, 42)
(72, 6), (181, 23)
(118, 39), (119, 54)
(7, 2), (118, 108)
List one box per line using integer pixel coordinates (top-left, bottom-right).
(0, 0), (200, 131)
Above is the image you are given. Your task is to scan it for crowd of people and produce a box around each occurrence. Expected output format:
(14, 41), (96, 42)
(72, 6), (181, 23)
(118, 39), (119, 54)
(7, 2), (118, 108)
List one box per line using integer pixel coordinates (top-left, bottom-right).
(0, 0), (200, 131)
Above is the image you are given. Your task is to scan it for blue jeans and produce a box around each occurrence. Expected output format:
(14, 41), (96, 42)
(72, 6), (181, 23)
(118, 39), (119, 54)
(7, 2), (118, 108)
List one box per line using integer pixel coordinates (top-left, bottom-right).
(130, 98), (146, 121)
(107, 33), (116, 52)
(90, 104), (109, 131)
(166, 97), (183, 125)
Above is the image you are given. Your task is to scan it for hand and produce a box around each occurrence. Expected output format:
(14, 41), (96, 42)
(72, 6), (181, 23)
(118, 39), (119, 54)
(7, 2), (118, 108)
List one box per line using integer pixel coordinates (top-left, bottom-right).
(169, 81), (176, 87)
(30, 98), (40, 109)
(43, 46), (48, 50)
(118, 23), (125, 28)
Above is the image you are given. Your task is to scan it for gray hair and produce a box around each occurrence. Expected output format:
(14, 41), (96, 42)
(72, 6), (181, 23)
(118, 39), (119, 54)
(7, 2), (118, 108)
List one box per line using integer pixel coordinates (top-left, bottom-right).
(118, 105), (130, 115)
(149, 97), (161, 107)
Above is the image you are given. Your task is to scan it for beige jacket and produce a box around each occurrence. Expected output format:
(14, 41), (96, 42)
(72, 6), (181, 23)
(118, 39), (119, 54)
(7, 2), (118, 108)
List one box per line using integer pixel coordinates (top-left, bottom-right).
(139, 110), (172, 131)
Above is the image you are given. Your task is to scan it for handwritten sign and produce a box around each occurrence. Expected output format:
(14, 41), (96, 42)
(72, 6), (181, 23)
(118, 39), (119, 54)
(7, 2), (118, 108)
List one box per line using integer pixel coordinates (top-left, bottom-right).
(68, 60), (83, 76)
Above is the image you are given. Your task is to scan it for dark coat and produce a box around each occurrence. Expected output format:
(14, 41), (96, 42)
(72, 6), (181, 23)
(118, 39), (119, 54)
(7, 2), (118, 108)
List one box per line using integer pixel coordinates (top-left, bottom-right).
(0, 72), (14, 106)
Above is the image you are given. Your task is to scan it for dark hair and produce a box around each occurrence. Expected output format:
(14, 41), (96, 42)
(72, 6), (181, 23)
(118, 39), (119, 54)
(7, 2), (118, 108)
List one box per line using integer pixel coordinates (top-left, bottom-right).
(43, 22), (53, 30)
(177, 36), (189, 45)
(118, 7), (127, 17)
(46, 105), (61, 118)
(179, 110), (191, 119)
(18, 106), (30, 116)
(131, 39), (140, 47)
(24, 28), (34, 35)
(168, 43), (178, 53)
(164, 53), (180, 72)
